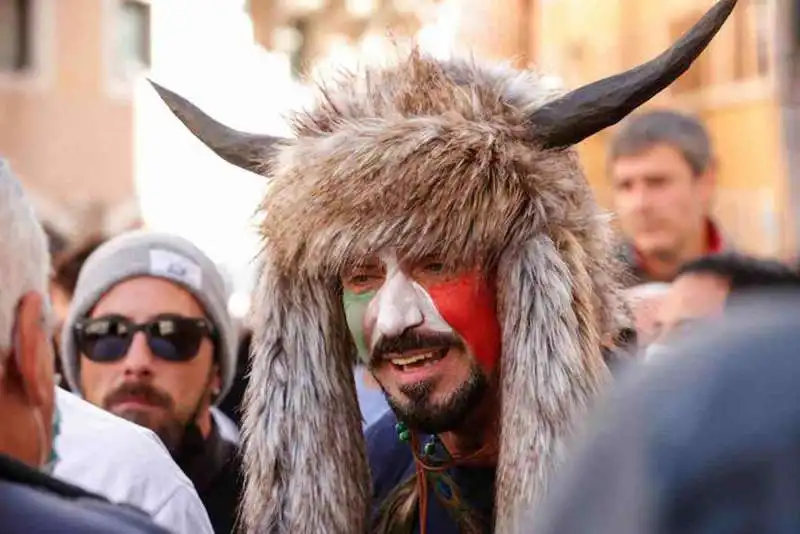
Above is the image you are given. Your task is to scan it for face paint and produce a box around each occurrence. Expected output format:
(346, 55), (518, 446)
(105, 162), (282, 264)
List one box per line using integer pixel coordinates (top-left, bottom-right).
(342, 256), (501, 371)
(424, 273), (501, 372)
(343, 289), (376, 364)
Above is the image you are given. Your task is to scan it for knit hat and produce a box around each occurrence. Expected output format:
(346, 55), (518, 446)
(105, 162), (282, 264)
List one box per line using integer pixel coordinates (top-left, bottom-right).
(60, 230), (237, 404)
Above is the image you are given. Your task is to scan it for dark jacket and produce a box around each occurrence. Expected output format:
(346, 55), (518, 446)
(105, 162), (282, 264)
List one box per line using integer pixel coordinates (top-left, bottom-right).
(367, 411), (495, 533)
(0, 453), (169, 534)
(177, 421), (244, 533)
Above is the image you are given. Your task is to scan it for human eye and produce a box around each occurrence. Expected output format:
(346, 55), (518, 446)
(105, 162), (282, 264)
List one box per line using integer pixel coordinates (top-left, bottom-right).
(342, 264), (384, 293)
(422, 261), (445, 273)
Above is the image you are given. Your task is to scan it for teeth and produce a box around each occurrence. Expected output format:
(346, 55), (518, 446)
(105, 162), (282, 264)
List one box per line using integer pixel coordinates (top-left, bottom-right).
(391, 352), (435, 366)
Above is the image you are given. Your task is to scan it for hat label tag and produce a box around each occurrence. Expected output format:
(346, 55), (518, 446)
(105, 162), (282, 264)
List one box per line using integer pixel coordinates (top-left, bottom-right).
(149, 249), (203, 289)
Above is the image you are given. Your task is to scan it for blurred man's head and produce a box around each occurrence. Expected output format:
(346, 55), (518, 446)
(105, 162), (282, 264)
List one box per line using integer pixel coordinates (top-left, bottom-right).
(609, 110), (717, 270)
(60, 232), (237, 454)
(624, 282), (671, 348)
(0, 160), (56, 468)
(654, 252), (800, 343)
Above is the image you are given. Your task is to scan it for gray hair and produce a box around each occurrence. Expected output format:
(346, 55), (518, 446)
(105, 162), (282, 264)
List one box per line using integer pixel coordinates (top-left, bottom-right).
(0, 160), (51, 361)
(608, 110), (714, 176)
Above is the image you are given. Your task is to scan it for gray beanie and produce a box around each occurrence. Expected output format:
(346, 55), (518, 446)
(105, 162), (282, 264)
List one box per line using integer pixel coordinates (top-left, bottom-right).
(60, 230), (237, 404)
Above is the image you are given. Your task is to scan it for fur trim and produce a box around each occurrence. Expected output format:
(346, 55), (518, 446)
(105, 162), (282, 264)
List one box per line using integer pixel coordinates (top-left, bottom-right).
(495, 234), (610, 531)
(241, 261), (371, 533)
(242, 48), (627, 532)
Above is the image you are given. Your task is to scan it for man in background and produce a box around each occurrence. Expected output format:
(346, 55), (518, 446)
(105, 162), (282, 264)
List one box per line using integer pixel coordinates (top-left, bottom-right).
(60, 231), (243, 533)
(609, 110), (727, 285)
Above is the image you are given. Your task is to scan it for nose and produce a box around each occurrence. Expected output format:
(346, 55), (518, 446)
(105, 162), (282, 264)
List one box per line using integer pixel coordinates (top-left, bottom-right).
(374, 275), (424, 338)
(121, 332), (155, 379)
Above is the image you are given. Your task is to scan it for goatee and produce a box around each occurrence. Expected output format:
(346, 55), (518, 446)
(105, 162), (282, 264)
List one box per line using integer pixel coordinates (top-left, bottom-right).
(385, 363), (488, 435)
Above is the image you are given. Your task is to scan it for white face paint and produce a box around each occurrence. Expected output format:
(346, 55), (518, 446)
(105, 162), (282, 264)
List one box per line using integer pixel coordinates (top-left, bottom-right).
(366, 255), (453, 352)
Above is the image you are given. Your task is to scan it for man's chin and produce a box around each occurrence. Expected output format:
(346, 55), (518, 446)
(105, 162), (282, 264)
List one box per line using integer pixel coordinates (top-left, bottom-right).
(385, 371), (488, 435)
(636, 239), (679, 261)
(112, 408), (185, 452)
(112, 406), (157, 427)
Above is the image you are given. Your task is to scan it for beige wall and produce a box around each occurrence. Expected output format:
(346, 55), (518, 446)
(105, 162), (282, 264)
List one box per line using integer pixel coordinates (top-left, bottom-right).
(0, 0), (135, 235)
(456, 0), (792, 257)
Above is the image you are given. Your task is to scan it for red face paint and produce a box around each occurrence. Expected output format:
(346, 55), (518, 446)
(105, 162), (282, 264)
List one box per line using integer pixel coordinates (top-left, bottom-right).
(424, 273), (502, 372)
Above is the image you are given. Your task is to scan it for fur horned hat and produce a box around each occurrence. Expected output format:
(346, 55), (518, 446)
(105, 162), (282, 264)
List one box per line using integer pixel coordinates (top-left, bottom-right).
(152, 2), (736, 532)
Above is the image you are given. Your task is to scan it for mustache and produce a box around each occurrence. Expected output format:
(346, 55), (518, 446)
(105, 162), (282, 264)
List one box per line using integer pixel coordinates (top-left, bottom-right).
(103, 381), (173, 410)
(371, 329), (464, 362)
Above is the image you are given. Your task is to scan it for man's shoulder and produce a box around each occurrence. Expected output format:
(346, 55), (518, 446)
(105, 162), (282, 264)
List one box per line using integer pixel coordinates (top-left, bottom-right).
(0, 478), (170, 534)
(56, 388), (190, 484)
(365, 410), (403, 459)
(151, 484), (216, 534)
(0, 455), (169, 534)
(365, 411), (414, 501)
(54, 389), (213, 533)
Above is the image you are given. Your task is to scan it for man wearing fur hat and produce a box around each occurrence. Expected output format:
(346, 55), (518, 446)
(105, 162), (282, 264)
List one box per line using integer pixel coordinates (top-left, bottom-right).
(59, 231), (242, 533)
(151, 1), (737, 532)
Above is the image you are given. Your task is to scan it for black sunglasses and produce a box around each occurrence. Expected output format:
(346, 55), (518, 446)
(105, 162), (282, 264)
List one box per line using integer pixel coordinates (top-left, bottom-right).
(74, 314), (215, 363)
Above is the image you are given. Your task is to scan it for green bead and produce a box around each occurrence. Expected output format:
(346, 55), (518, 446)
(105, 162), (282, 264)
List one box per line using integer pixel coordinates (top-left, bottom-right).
(395, 422), (409, 441)
(423, 441), (436, 456)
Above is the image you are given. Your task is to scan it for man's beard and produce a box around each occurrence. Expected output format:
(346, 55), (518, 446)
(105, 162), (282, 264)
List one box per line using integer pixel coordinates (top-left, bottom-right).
(384, 361), (489, 435)
(103, 382), (187, 453)
(117, 408), (187, 453)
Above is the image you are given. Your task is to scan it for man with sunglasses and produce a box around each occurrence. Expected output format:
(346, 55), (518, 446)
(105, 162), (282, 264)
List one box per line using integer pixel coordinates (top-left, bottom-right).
(59, 230), (241, 534)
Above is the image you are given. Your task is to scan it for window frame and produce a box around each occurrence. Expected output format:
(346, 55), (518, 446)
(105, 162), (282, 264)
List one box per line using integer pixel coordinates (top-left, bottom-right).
(0, 0), (54, 91)
(102, 0), (152, 99)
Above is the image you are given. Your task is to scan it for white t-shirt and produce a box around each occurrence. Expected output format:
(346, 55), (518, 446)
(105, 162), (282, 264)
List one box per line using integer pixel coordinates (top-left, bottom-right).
(52, 388), (214, 534)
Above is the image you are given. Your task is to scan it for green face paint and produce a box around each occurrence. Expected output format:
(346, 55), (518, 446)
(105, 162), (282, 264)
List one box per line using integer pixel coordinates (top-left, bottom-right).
(343, 288), (376, 364)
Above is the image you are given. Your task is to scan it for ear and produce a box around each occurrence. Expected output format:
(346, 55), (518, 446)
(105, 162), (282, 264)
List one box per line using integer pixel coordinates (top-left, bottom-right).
(209, 362), (222, 398)
(13, 291), (54, 409)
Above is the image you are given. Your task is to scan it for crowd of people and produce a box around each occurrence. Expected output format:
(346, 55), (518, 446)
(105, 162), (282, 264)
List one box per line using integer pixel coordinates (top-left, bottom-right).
(4, 0), (800, 532)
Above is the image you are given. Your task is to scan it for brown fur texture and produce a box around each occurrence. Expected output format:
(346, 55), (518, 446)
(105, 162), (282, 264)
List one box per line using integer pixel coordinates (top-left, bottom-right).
(241, 48), (628, 533)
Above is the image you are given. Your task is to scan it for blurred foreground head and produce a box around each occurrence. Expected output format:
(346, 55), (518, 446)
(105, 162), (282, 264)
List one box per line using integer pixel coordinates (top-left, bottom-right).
(0, 160), (56, 469)
(529, 289), (800, 534)
(651, 252), (800, 348)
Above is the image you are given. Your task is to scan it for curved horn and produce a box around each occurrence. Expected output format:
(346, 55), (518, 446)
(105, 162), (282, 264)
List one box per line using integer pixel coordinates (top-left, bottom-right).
(149, 80), (283, 173)
(528, 0), (738, 149)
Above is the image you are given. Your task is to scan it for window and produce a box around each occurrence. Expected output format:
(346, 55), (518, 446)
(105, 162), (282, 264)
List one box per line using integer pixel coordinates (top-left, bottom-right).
(733, 0), (771, 81)
(0, 0), (31, 72)
(113, 0), (151, 81)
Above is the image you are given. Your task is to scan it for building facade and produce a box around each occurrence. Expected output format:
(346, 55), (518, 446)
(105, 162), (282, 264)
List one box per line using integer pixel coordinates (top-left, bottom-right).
(247, 0), (443, 79)
(0, 0), (147, 252)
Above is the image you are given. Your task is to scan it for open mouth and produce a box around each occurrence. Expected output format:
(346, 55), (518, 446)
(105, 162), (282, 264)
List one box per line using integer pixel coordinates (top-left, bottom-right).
(389, 348), (449, 372)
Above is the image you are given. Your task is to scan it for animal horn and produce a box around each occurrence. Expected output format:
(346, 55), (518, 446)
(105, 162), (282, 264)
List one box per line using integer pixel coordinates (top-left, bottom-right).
(527, 0), (738, 149)
(149, 80), (283, 173)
